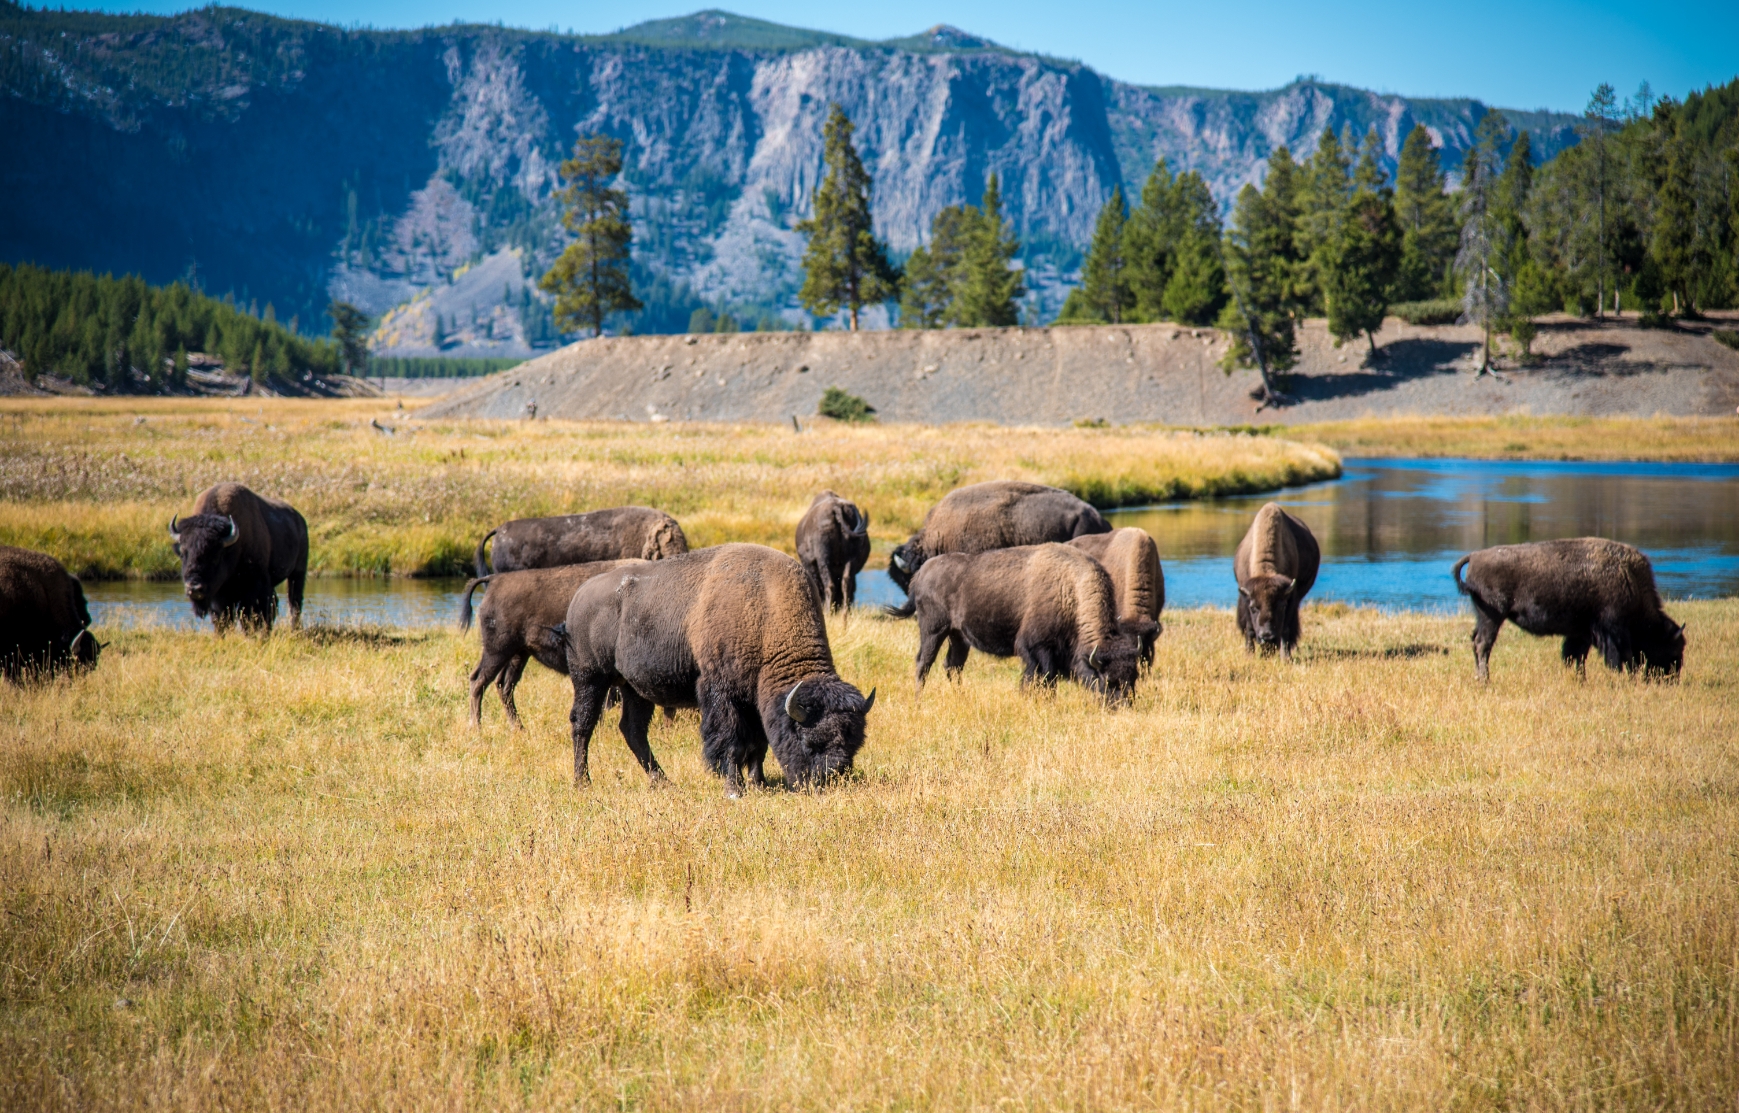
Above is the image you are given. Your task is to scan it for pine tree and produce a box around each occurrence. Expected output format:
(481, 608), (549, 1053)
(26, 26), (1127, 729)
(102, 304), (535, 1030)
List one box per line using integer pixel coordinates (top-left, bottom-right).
(1323, 133), (1402, 353)
(796, 106), (897, 331)
(1123, 158), (1176, 320)
(1581, 84), (1620, 317)
(897, 246), (945, 328)
(1075, 185), (1133, 323)
(1393, 124), (1460, 301)
(1220, 173), (1300, 404)
(1258, 147), (1309, 317)
(540, 134), (642, 337)
(328, 300), (372, 376)
(952, 174), (1025, 327)
(1649, 104), (1700, 316)
(1457, 114), (1512, 374)
(1295, 128), (1353, 314)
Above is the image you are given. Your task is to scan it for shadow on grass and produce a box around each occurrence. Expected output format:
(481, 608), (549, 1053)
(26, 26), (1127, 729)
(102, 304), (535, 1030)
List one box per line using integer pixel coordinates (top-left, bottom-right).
(293, 624), (435, 648)
(1304, 643), (1454, 661)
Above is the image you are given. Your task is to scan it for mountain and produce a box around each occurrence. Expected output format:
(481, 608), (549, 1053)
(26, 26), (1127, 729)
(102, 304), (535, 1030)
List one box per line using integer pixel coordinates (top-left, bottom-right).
(1, 4), (1582, 341)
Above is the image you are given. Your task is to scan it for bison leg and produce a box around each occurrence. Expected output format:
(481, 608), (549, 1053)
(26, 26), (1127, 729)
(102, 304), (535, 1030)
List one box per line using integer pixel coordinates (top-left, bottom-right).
(698, 686), (755, 798)
(1470, 605), (1504, 683)
(1560, 630), (1592, 677)
(943, 633), (970, 680)
(567, 677), (610, 786)
(469, 650), (513, 726)
(287, 565), (306, 631)
(496, 653), (530, 729)
(1281, 593), (1304, 661)
(914, 623), (951, 691)
(1236, 593), (1255, 654)
(1595, 626), (1635, 673)
(1017, 637), (1060, 689)
(843, 566), (857, 612)
(616, 688), (669, 786)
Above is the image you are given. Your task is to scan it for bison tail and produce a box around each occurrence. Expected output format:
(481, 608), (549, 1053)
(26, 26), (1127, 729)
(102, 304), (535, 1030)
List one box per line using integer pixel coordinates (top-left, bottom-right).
(457, 576), (489, 632)
(882, 599), (917, 619)
(1451, 555), (1472, 596)
(473, 528), (498, 578)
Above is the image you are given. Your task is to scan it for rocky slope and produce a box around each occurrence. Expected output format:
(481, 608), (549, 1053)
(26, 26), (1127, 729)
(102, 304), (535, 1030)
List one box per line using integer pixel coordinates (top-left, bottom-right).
(2, 5), (1580, 337)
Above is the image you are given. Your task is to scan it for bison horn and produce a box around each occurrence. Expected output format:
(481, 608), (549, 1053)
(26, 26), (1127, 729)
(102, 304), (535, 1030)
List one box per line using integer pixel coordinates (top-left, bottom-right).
(891, 552), (909, 572)
(862, 686), (876, 713)
(1089, 645), (1100, 668)
(221, 516), (240, 547)
(168, 515), (181, 540)
(785, 681), (810, 724)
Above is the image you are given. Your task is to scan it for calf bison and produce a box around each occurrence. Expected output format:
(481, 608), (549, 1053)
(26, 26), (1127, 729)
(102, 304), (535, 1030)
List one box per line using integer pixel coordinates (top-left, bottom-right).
(474, 507), (687, 575)
(795, 490), (870, 614)
(908, 543), (1144, 703)
(458, 560), (643, 727)
(888, 480), (1109, 607)
(1, 545), (100, 681)
(1070, 527), (1165, 666)
(1233, 502), (1320, 658)
(556, 543), (875, 796)
(1453, 538), (1686, 681)
(170, 483), (308, 632)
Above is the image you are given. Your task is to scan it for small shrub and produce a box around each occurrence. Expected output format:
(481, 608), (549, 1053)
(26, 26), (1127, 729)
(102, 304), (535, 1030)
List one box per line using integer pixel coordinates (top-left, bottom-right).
(1712, 329), (1739, 351)
(817, 386), (875, 423)
(1639, 310), (1670, 329)
(1390, 299), (1462, 326)
(1072, 417), (1109, 429)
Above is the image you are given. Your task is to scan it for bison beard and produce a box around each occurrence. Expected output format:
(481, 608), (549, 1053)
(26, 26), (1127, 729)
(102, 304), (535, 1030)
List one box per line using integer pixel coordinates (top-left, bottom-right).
(1454, 538), (1686, 681)
(170, 483), (308, 633)
(555, 544), (874, 797)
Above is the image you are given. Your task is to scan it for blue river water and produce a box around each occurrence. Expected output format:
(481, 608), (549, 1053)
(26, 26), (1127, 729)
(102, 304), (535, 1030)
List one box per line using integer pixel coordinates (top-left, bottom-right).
(86, 457), (1739, 629)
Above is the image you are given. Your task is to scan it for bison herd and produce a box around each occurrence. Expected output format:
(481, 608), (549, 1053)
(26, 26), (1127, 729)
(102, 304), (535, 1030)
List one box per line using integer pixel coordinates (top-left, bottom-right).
(2, 477), (1688, 796)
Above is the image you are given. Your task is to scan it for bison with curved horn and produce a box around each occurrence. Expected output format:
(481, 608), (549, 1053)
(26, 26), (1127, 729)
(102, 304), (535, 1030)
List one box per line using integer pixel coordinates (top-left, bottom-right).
(1454, 538), (1685, 682)
(554, 544), (875, 797)
(795, 490), (870, 615)
(1070, 527), (1165, 666)
(170, 483), (308, 633)
(886, 480), (1109, 613)
(1233, 502), (1319, 659)
(474, 507), (687, 576)
(908, 542), (1145, 704)
(1, 545), (102, 681)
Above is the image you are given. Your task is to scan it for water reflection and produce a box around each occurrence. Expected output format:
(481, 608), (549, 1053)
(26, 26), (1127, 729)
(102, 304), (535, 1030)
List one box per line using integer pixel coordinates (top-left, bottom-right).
(87, 577), (472, 632)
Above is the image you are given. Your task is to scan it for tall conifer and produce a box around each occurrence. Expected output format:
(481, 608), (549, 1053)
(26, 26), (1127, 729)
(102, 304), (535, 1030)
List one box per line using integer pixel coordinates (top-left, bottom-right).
(1322, 133), (1401, 353)
(540, 134), (642, 337)
(1074, 185), (1133, 323)
(1220, 167), (1301, 403)
(953, 174), (1025, 327)
(1393, 125), (1459, 301)
(797, 106), (897, 330)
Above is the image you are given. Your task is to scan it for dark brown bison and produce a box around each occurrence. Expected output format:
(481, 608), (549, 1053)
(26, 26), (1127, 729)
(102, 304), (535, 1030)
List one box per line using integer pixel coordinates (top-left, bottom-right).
(474, 507), (687, 575)
(795, 490), (870, 614)
(887, 480), (1110, 609)
(1233, 502), (1320, 658)
(1069, 527), (1165, 666)
(909, 543), (1143, 703)
(1453, 538), (1686, 682)
(555, 543), (875, 797)
(1, 545), (101, 681)
(170, 483), (308, 632)
(458, 560), (644, 727)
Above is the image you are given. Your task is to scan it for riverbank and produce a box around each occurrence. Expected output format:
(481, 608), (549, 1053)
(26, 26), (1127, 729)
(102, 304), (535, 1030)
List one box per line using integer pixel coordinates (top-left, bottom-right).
(4, 602), (1734, 1108)
(0, 398), (1338, 580)
(1297, 414), (1739, 461)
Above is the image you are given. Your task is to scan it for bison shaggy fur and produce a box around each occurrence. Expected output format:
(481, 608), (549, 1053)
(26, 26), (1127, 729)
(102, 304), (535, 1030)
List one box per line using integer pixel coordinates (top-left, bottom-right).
(887, 480), (1109, 605)
(795, 490), (870, 614)
(1069, 527), (1165, 665)
(557, 544), (874, 796)
(170, 483), (308, 633)
(1233, 502), (1320, 658)
(1453, 538), (1685, 681)
(1, 545), (100, 681)
(909, 542), (1143, 703)
(475, 507), (687, 575)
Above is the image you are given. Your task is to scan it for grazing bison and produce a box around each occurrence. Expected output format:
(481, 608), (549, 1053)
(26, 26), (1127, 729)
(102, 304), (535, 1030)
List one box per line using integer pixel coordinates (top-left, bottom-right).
(795, 490), (870, 614)
(556, 543), (875, 797)
(170, 483), (308, 632)
(1070, 527), (1165, 666)
(1233, 502), (1320, 658)
(1453, 538), (1686, 681)
(887, 480), (1109, 607)
(0, 545), (100, 681)
(474, 507), (687, 575)
(458, 560), (644, 727)
(909, 543), (1144, 703)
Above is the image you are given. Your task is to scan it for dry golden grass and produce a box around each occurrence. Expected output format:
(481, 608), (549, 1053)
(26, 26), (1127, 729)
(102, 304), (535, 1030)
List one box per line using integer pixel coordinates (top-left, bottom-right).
(0, 398), (1339, 579)
(3, 601), (1734, 1109)
(1297, 414), (1739, 461)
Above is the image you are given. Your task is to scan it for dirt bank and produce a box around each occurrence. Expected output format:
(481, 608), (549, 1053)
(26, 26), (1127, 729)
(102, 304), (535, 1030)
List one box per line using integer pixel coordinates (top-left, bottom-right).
(417, 312), (1739, 426)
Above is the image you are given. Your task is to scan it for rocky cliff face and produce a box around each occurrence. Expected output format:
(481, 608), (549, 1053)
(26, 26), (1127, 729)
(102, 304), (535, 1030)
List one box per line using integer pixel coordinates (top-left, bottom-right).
(1, 6), (1579, 339)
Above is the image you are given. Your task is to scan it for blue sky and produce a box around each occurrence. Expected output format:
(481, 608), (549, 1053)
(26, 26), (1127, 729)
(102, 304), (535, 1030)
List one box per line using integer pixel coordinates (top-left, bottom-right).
(74, 0), (1737, 113)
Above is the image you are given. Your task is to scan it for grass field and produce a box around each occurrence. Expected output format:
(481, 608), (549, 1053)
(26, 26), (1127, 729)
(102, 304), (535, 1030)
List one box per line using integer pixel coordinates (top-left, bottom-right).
(1296, 414), (1739, 461)
(3, 601), (1734, 1109)
(0, 398), (1340, 580)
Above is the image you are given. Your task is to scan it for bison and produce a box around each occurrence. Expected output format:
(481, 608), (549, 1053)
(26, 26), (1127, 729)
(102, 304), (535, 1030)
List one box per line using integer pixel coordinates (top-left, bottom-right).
(908, 543), (1144, 703)
(458, 560), (644, 727)
(887, 480), (1110, 608)
(556, 543), (875, 797)
(170, 483), (308, 632)
(474, 507), (687, 576)
(1453, 538), (1686, 682)
(1233, 502), (1320, 658)
(1, 545), (101, 681)
(795, 490), (870, 615)
(1069, 527), (1165, 666)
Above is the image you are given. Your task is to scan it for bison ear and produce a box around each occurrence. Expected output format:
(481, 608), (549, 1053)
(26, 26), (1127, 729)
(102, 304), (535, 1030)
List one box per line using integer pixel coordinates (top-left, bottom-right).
(785, 681), (811, 724)
(862, 686), (876, 714)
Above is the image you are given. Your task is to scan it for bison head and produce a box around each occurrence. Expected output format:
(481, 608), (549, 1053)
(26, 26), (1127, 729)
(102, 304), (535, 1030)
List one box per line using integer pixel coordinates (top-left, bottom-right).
(1075, 635), (1142, 705)
(169, 513), (241, 616)
(1238, 574), (1296, 650)
(1641, 615), (1687, 678)
(1120, 617), (1162, 670)
(769, 677), (876, 789)
(887, 538), (923, 594)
